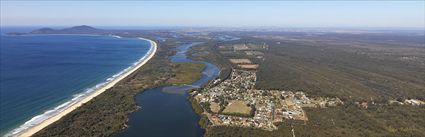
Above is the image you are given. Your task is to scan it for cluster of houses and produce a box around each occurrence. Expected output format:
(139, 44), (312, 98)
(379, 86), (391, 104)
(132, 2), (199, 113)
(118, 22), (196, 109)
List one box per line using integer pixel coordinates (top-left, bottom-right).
(192, 69), (343, 131)
(389, 99), (425, 106)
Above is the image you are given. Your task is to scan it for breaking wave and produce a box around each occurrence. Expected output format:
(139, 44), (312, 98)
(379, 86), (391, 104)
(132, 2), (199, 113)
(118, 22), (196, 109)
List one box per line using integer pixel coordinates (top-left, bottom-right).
(5, 36), (154, 137)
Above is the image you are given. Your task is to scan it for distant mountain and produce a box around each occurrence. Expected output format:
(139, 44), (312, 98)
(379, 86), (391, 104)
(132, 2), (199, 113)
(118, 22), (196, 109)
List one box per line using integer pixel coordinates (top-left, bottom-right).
(30, 27), (56, 34)
(29, 25), (104, 34)
(60, 25), (103, 33)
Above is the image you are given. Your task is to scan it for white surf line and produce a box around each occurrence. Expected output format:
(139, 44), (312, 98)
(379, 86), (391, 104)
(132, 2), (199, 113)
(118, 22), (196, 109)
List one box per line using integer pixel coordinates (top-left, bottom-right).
(11, 37), (157, 137)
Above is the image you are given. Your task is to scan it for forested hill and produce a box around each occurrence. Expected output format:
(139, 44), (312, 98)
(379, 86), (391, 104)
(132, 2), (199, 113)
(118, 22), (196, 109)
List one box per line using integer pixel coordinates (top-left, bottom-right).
(29, 25), (104, 34)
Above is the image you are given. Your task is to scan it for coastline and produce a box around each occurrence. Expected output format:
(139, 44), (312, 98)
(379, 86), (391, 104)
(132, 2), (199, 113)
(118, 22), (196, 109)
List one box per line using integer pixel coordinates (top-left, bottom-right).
(10, 37), (158, 137)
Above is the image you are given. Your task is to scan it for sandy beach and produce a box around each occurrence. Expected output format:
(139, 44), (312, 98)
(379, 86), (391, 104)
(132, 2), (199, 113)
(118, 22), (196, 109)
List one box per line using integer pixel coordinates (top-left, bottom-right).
(16, 37), (157, 137)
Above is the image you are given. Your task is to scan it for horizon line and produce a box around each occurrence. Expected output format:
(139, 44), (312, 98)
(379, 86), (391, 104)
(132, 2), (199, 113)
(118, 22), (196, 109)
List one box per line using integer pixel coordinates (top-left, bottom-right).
(2, 25), (424, 29)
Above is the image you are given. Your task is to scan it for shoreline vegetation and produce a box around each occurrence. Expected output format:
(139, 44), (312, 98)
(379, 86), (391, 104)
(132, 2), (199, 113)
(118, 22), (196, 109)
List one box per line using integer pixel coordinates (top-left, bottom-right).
(25, 32), (209, 136)
(13, 37), (158, 137)
(167, 62), (206, 85)
(6, 25), (211, 136)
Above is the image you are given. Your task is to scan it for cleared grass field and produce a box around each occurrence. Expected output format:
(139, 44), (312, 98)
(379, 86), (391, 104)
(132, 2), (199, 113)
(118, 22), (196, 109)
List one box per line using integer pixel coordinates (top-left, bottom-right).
(209, 102), (221, 113)
(229, 59), (252, 64)
(222, 101), (252, 115)
(238, 64), (259, 69)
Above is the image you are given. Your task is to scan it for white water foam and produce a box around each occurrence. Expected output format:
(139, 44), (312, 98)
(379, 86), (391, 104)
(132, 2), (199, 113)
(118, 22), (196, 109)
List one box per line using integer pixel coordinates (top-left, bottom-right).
(5, 37), (154, 137)
(109, 34), (122, 39)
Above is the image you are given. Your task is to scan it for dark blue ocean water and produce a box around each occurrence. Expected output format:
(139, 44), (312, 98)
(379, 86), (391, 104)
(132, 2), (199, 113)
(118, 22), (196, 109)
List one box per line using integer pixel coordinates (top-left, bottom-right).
(0, 34), (151, 135)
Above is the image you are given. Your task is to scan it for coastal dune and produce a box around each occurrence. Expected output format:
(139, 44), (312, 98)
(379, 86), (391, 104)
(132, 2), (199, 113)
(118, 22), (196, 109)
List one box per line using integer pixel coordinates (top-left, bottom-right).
(15, 37), (158, 137)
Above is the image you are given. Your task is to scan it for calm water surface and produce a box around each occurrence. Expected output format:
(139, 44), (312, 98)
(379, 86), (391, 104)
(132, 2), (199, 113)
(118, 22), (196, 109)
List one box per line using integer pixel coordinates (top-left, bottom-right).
(115, 42), (220, 137)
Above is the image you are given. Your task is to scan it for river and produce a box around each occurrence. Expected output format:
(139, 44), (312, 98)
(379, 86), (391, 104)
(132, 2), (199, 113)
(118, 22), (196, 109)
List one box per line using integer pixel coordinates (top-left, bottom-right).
(115, 42), (220, 137)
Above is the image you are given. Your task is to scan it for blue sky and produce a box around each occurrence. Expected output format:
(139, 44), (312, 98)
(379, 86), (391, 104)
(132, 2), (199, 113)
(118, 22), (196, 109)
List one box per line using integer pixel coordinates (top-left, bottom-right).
(1, 1), (424, 28)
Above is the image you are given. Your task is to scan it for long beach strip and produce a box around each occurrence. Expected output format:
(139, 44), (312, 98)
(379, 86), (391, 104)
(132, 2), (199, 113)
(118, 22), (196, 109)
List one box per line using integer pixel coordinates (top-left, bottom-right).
(15, 37), (157, 137)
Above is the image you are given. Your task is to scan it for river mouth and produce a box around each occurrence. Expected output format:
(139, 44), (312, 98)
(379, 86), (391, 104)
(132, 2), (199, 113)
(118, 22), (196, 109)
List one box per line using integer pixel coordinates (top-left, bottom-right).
(115, 42), (220, 137)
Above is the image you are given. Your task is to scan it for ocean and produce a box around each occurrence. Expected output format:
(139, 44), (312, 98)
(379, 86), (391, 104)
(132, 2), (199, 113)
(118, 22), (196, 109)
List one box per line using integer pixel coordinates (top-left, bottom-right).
(0, 33), (152, 136)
